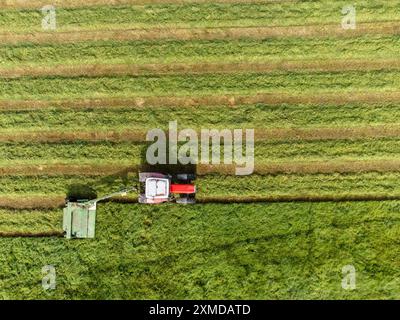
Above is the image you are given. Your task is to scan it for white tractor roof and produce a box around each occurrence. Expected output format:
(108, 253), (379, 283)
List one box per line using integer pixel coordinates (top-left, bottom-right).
(145, 178), (170, 199)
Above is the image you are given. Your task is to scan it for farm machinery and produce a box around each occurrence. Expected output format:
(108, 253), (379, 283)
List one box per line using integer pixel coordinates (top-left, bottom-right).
(138, 172), (196, 204)
(63, 187), (136, 239)
(62, 172), (196, 239)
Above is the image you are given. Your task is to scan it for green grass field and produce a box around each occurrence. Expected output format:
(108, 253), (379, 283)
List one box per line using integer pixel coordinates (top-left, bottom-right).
(1, 0), (400, 299)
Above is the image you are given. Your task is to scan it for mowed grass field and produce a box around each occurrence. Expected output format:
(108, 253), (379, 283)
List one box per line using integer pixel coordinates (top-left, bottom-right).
(1, 0), (400, 299)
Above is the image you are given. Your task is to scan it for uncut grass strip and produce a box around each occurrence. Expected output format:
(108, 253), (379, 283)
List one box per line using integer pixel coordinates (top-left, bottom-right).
(2, 91), (400, 111)
(2, 36), (399, 68)
(4, 60), (400, 78)
(1, 22), (400, 45)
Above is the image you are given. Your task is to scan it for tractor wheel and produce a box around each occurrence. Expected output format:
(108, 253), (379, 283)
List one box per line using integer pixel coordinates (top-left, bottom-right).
(176, 173), (196, 182)
(176, 197), (196, 204)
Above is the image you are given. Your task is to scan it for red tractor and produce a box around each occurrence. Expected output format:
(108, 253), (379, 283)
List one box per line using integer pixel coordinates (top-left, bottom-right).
(138, 172), (196, 204)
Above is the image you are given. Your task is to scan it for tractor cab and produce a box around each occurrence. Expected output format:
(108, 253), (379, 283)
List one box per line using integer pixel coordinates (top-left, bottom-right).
(139, 172), (196, 204)
(145, 177), (170, 199)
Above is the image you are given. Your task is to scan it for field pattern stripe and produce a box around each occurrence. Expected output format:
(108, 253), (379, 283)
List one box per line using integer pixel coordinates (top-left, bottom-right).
(198, 160), (400, 175)
(3, 60), (400, 79)
(0, 0), (283, 9)
(1, 160), (400, 176)
(1, 194), (400, 209)
(0, 164), (139, 176)
(2, 125), (400, 142)
(0, 231), (63, 238)
(1, 91), (400, 110)
(1, 22), (399, 45)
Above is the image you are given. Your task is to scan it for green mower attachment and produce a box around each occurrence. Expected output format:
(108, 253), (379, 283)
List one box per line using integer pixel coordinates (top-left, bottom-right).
(63, 187), (136, 239)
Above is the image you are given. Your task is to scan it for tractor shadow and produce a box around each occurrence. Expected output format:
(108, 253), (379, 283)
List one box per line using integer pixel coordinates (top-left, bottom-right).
(65, 136), (197, 201)
(139, 139), (197, 177)
(66, 167), (136, 201)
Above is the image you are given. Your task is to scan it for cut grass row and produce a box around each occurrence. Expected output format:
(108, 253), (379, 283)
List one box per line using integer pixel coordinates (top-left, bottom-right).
(6, 92), (400, 111)
(0, 0), (282, 10)
(3, 159), (400, 177)
(2, 36), (400, 68)
(2, 70), (400, 100)
(1, 201), (399, 299)
(2, 22), (400, 45)
(3, 104), (400, 130)
(3, 59), (400, 79)
(0, 1), (398, 32)
(4, 138), (400, 163)
(3, 124), (400, 143)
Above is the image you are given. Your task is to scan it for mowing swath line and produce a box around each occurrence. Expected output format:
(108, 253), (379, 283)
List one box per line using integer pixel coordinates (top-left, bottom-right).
(1, 22), (399, 45)
(1, 194), (400, 209)
(0, 231), (63, 238)
(2, 159), (400, 177)
(0, 164), (139, 176)
(0, 195), (65, 209)
(3, 60), (400, 79)
(0, 0), (285, 9)
(1, 91), (400, 111)
(198, 160), (400, 175)
(198, 195), (400, 203)
(2, 125), (400, 143)
(0, 130), (146, 142)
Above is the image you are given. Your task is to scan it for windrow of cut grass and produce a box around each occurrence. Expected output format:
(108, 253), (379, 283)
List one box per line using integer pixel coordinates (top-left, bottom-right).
(3, 59), (400, 79)
(2, 70), (400, 100)
(2, 138), (400, 165)
(0, 0), (294, 10)
(6, 91), (400, 111)
(0, 1), (398, 33)
(3, 103), (400, 131)
(4, 124), (400, 143)
(2, 36), (399, 68)
(2, 22), (400, 45)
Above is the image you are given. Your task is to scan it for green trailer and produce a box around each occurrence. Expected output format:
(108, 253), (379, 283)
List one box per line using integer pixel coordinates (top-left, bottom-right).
(63, 187), (135, 239)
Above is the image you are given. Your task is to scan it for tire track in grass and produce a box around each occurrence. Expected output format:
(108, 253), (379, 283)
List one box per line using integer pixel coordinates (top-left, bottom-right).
(1, 22), (399, 45)
(1, 91), (400, 111)
(3, 60), (400, 79)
